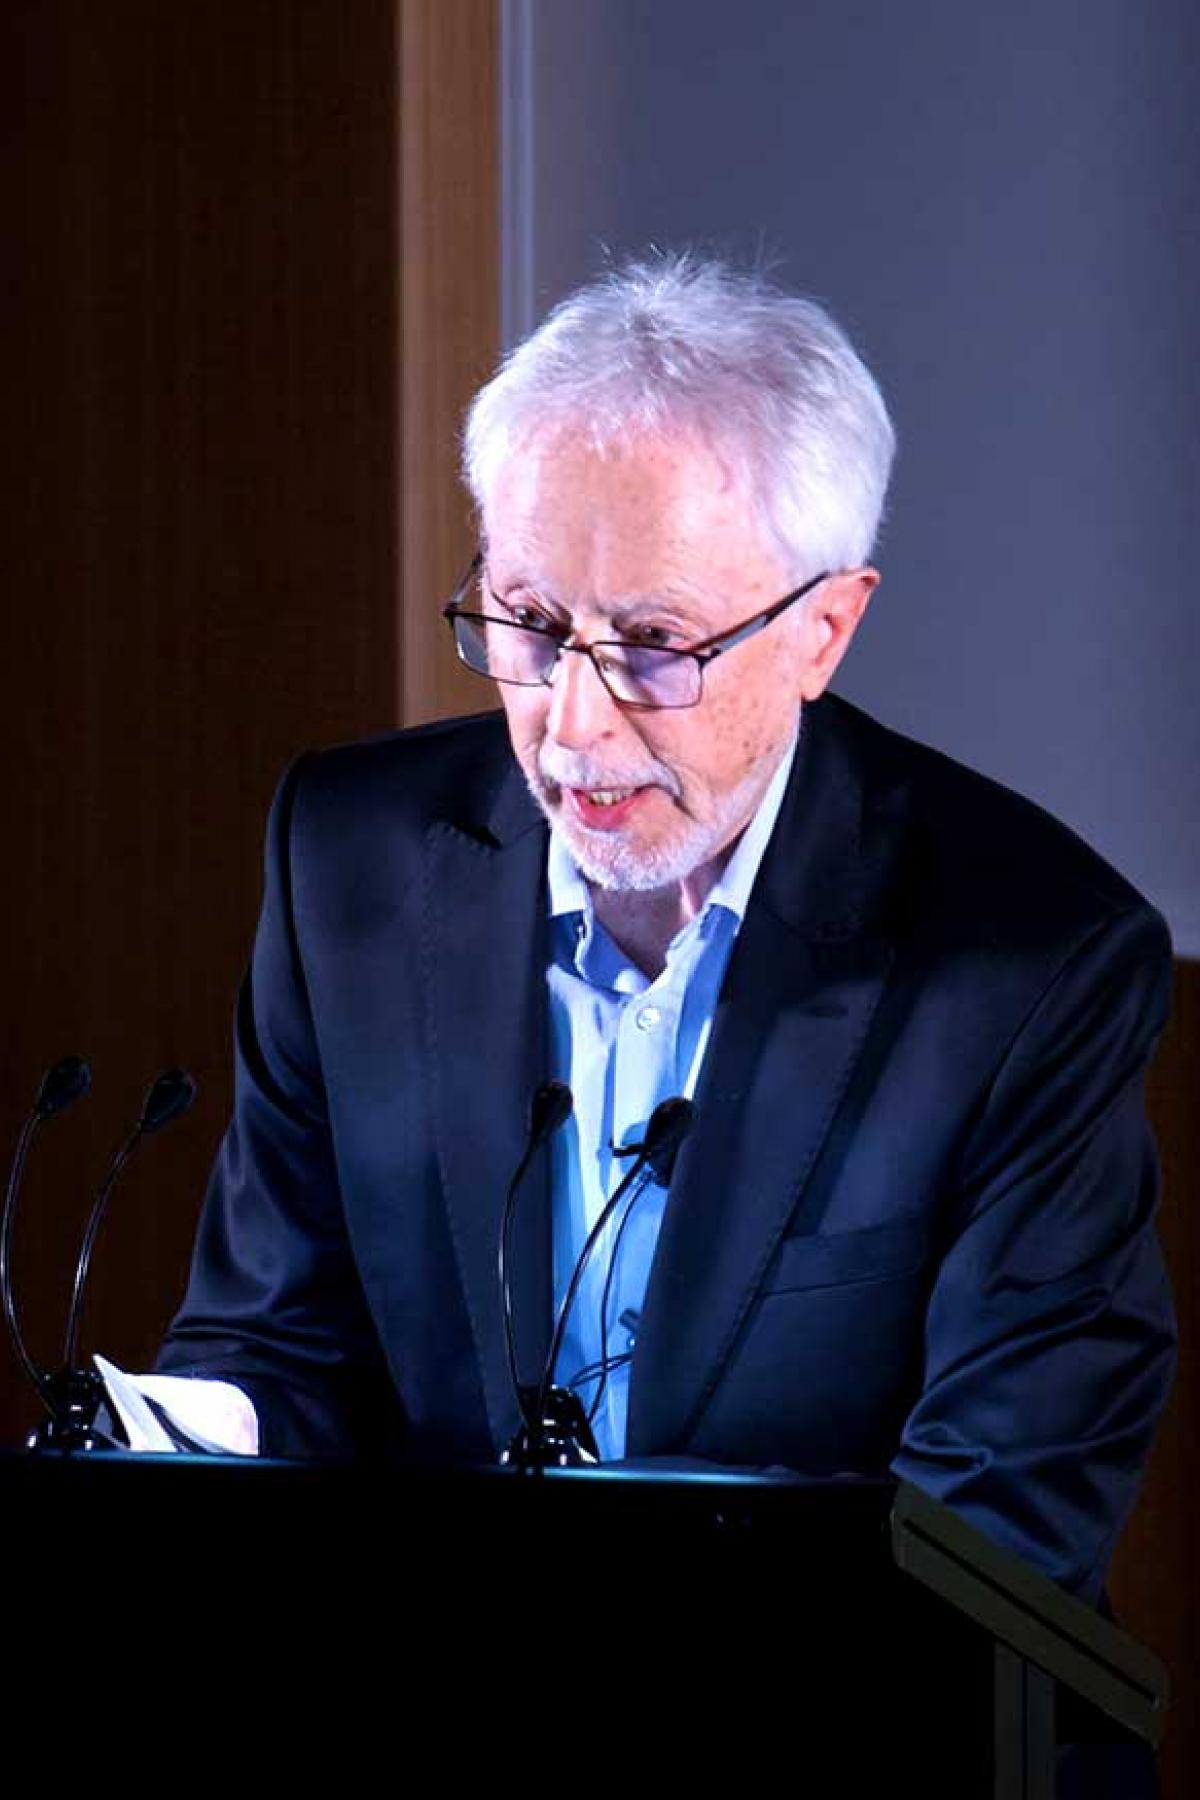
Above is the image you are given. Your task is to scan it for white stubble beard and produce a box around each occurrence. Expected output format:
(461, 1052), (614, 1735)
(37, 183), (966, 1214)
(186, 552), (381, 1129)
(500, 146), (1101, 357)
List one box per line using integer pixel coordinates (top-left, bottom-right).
(527, 739), (788, 894)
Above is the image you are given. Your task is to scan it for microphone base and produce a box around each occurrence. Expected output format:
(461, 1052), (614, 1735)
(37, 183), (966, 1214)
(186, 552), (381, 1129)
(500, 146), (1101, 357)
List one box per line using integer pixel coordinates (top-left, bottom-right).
(25, 1367), (124, 1455)
(501, 1385), (601, 1470)
(26, 1428), (123, 1454)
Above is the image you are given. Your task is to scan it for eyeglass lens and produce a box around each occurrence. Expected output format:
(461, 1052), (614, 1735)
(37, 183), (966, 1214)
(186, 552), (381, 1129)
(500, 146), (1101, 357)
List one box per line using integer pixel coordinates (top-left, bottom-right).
(452, 613), (701, 708)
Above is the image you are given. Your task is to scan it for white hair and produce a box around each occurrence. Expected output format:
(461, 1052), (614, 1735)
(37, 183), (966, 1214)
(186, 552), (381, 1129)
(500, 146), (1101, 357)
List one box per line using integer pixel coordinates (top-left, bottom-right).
(462, 252), (896, 576)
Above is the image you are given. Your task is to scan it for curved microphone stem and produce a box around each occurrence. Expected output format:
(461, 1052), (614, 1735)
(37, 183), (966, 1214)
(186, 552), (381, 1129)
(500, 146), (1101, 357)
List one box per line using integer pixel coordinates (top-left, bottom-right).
(585, 1175), (646, 1425)
(21, 1064), (196, 1453)
(62, 1128), (141, 1372)
(499, 1141), (539, 1432)
(533, 1157), (655, 1448)
(521, 1095), (695, 1467)
(2, 1056), (92, 1426)
(498, 1082), (573, 1439)
(1, 1113), (57, 1415)
(61, 1065), (197, 1379)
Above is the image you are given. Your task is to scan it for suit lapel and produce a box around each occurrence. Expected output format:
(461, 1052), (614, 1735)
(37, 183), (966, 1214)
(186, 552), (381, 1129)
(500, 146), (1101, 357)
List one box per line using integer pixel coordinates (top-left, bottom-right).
(422, 767), (552, 1455)
(419, 697), (905, 1461)
(627, 698), (900, 1454)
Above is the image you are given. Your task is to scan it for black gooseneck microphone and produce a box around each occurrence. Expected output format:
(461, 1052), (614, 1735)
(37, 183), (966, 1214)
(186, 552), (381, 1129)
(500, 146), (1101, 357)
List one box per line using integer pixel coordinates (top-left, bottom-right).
(503, 1094), (695, 1470)
(498, 1080), (574, 1444)
(1, 1057), (93, 1418)
(4, 1064), (197, 1452)
(61, 1067), (197, 1375)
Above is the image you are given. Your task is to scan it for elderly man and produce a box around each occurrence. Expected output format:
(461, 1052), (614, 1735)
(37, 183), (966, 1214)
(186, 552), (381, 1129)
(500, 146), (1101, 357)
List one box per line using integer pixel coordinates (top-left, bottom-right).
(160, 256), (1174, 1604)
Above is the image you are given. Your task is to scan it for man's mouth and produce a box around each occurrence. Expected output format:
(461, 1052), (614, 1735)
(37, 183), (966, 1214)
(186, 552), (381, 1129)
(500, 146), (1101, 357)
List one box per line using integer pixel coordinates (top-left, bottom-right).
(536, 749), (681, 833)
(563, 784), (651, 829)
(578, 787), (636, 807)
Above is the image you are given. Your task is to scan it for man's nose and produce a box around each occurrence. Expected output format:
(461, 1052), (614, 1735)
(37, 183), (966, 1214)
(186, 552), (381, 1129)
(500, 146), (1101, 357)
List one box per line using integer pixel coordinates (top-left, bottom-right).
(544, 645), (622, 749)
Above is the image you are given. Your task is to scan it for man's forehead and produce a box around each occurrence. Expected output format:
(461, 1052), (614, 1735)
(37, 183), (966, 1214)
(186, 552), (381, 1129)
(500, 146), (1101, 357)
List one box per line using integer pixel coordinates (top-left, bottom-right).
(489, 418), (741, 503)
(481, 424), (778, 598)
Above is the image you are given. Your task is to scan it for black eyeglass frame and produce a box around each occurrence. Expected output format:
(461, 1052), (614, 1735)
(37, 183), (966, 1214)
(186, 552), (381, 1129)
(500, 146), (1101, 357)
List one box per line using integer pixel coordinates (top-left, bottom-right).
(441, 551), (831, 711)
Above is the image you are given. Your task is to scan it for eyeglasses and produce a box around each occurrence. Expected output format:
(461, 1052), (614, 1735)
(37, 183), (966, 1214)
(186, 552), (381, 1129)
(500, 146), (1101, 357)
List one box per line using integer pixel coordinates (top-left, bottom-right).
(442, 553), (830, 711)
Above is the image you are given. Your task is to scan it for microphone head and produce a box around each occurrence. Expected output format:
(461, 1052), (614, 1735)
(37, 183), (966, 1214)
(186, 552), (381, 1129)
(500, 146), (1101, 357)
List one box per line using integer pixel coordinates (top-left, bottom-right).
(138, 1067), (197, 1135)
(528, 1080), (573, 1146)
(34, 1056), (92, 1119)
(644, 1096), (695, 1185)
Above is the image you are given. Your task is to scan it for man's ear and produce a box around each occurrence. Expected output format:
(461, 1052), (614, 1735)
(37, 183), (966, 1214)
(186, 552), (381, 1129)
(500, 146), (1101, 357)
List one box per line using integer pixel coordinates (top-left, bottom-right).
(798, 568), (880, 701)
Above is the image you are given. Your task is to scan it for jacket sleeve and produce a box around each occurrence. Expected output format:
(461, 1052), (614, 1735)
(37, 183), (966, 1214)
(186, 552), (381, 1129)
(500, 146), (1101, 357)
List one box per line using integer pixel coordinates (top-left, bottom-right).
(157, 757), (406, 1460)
(892, 901), (1177, 1599)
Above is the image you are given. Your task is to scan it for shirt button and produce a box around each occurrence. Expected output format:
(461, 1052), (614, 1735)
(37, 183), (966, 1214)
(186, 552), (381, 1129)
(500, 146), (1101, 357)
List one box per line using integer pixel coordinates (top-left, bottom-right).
(635, 1005), (661, 1031)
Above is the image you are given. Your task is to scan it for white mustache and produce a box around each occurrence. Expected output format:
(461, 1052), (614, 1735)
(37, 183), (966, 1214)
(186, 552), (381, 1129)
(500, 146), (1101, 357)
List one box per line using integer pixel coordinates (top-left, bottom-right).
(538, 745), (682, 800)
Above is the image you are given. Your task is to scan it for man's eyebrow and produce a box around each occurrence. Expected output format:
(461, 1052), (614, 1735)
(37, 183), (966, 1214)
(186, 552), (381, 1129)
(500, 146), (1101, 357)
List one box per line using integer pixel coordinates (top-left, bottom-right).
(485, 565), (713, 623)
(484, 563), (556, 598)
(609, 581), (715, 626)
(612, 581), (708, 611)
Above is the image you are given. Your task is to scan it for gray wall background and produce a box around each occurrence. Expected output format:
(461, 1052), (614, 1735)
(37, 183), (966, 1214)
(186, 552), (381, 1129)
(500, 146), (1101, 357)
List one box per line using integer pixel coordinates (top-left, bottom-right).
(502, 0), (1199, 954)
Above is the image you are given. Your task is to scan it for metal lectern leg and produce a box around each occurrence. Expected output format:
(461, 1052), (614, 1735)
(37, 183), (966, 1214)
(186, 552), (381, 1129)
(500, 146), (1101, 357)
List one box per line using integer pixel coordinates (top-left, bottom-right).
(994, 1643), (1056, 1800)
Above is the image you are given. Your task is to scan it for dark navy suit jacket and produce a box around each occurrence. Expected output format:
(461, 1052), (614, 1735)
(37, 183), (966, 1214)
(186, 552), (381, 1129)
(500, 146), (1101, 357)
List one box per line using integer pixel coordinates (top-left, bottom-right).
(161, 693), (1176, 1599)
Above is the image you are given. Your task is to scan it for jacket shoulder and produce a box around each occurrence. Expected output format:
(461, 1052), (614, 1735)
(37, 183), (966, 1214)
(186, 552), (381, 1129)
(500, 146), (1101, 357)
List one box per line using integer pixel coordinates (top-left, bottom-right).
(819, 695), (1170, 957)
(277, 710), (522, 844)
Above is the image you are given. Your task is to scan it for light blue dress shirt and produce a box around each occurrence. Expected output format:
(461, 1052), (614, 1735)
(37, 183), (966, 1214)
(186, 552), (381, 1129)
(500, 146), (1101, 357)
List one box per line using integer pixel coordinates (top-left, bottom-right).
(545, 732), (799, 1460)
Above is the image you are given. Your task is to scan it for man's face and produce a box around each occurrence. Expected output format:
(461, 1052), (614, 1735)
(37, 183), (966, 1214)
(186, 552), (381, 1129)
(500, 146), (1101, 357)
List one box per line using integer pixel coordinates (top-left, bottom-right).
(483, 426), (873, 894)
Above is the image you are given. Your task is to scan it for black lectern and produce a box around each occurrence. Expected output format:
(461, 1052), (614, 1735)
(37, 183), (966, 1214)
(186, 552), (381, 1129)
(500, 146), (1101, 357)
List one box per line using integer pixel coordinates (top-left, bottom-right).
(1, 1453), (1165, 1795)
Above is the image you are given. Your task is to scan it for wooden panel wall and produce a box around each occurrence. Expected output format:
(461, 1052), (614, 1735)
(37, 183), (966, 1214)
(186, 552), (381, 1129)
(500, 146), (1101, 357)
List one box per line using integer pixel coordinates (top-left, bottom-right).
(1, 1), (497, 1440)
(398, 0), (500, 725)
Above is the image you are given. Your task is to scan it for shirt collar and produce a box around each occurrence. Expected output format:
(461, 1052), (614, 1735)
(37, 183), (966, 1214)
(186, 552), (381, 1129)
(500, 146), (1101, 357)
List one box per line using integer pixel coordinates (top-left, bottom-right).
(547, 719), (800, 930)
